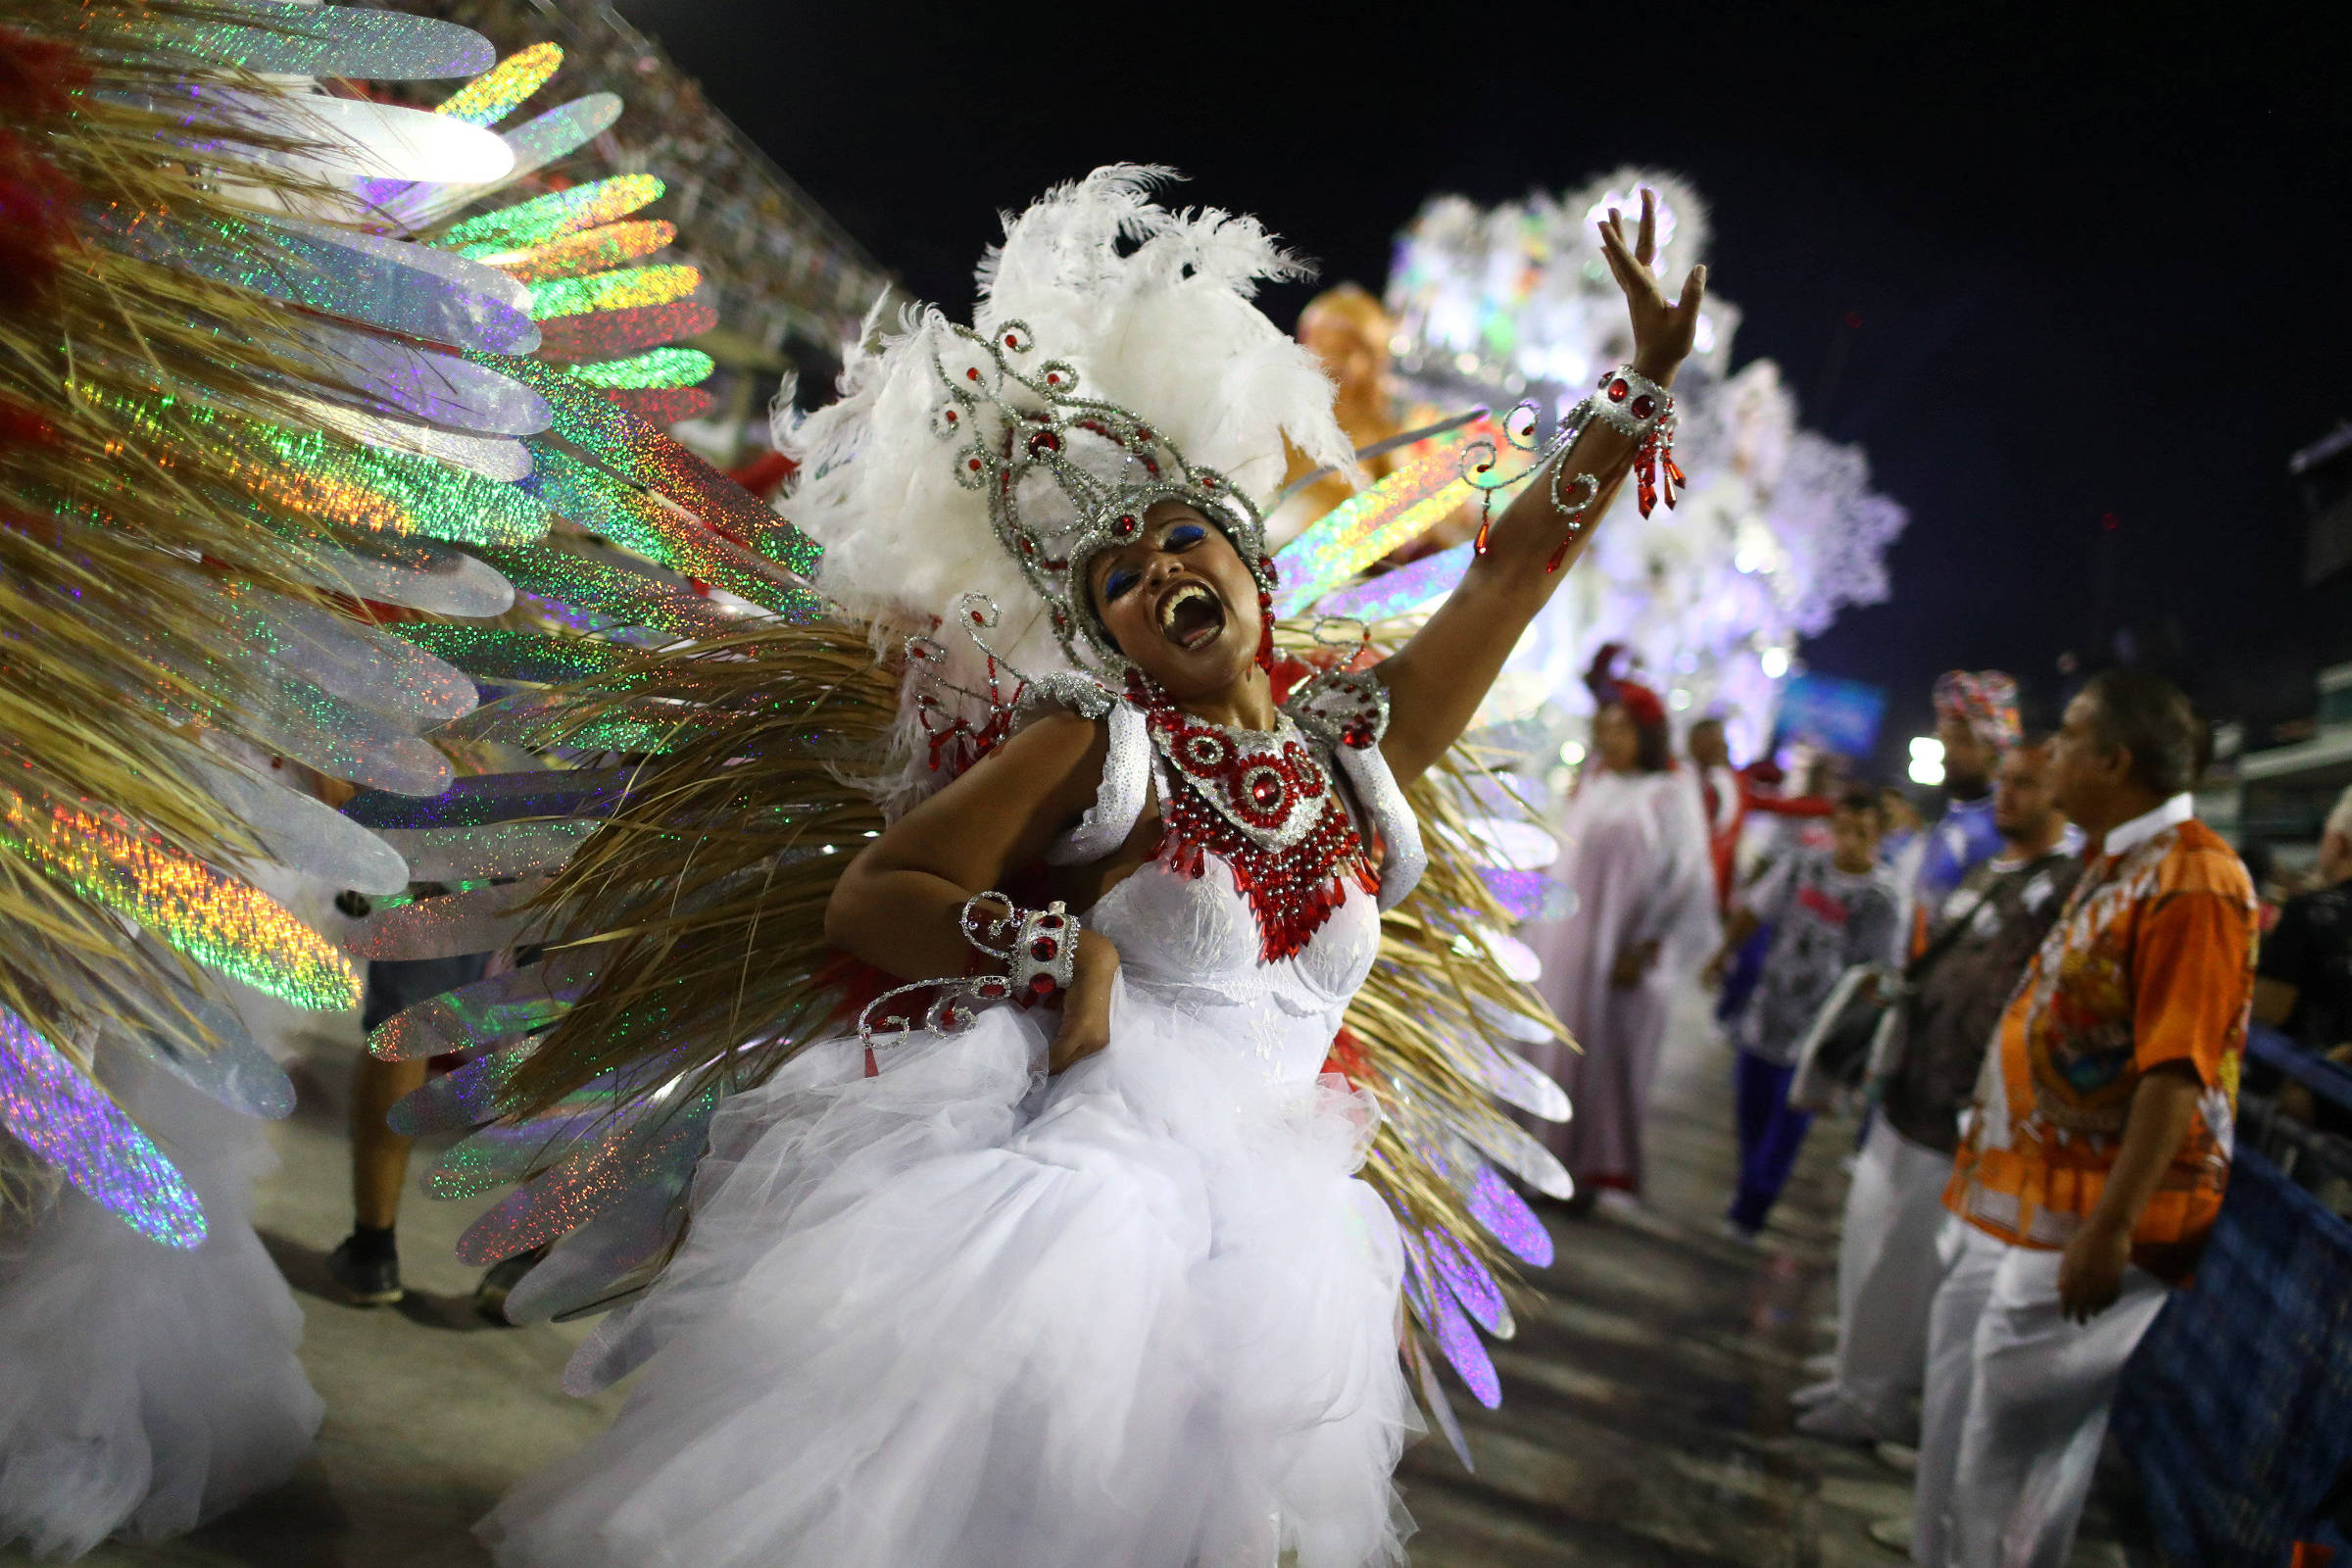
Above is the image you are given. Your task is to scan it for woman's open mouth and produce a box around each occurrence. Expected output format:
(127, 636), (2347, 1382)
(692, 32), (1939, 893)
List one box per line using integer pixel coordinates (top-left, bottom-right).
(1155, 580), (1226, 652)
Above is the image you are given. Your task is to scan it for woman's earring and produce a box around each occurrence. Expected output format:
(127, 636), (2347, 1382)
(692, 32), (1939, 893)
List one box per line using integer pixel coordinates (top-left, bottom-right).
(1255, 588), (1276, 674)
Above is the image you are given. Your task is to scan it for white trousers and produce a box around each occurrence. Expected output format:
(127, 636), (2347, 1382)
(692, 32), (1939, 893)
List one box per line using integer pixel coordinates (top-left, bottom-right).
(1832, 1117), (1955, 1432)
(1912, 1220), (2168, 1568)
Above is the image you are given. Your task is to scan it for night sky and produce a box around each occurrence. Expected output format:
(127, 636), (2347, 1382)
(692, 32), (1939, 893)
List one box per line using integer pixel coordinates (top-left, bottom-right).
(616, 0), (2348, 775)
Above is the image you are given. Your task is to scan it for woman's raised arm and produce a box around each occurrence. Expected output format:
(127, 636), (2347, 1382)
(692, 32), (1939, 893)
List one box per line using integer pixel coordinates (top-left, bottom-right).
(1375, 191), (1707, 786)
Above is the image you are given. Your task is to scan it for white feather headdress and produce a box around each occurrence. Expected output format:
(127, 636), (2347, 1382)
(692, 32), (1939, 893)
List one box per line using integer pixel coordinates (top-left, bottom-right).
(780, 167), (1354, 687)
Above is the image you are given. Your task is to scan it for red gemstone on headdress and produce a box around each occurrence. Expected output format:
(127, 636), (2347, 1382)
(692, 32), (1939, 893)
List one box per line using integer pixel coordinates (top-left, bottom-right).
(1019, 536), (1036, 555)
(966, 368), (981, 382)
(969, 609), (985, 624)
(1608, 378), (1630, 402)
(1046, 372), (1060, 384)
(1114, 514), (1137, 536)
(976, 979), (1008, 1000)
(1029, 937), (1058, 961)
(1028, 430), (1061, 455)
(1004, 333), (1018, 347)
(1027, 973), (1056, 996)
(1631, 395), (1656, 418)
(944, 410), (957, 422)
(968, 459), (982, 470)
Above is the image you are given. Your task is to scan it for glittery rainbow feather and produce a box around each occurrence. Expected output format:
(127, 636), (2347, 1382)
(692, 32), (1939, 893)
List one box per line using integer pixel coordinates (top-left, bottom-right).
(0, 4), (748, 1244)
(0, 1005), (208, 1249)
(1268, 426), (1488, 616)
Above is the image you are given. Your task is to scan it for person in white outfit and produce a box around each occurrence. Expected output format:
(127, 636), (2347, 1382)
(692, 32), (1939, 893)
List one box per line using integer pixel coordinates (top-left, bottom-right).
(475, 174), (1712, 1568)
(0, 1041), (323, 1558)
(1795, 668), (2018, 1438)
(1519, 665), (1719, 1204)
(1798, 739), (2077, 1443)
(1909, 668), (2255, 1568)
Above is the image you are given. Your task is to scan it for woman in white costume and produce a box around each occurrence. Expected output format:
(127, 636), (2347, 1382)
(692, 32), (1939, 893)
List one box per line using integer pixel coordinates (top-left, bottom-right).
(1518, 653), (1718, 1203)
(477, 169), (1705, 1568)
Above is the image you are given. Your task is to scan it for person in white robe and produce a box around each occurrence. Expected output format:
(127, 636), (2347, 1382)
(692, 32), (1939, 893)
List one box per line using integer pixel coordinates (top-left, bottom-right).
(1519, 679), (1718, 1201)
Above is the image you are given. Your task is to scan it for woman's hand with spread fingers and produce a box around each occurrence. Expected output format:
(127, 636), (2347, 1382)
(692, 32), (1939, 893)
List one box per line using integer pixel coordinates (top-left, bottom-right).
(1597, 189), (1707, 385)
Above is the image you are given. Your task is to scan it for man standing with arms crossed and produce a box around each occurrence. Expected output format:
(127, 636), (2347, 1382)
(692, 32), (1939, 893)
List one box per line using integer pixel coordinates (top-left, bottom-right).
(1912, 668), (2255, 1567)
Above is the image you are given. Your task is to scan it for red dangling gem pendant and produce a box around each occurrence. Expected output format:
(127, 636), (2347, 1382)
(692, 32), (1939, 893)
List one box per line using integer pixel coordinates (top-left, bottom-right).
(1633, 417), (1682, 520)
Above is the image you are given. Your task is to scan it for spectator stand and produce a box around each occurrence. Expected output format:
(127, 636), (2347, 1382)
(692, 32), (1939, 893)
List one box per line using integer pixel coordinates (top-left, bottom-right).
(2113, 1025), (2352, 1563)
(362, 0), (894, 463)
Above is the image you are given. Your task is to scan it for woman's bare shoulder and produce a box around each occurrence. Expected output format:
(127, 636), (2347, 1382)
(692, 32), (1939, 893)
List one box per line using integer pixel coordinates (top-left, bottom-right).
(950, 708), (1111, 819)
(999, 708), (1108, 772)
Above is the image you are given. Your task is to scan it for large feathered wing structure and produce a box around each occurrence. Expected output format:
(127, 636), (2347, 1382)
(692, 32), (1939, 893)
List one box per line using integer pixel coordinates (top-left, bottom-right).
(0, 0), (500, 1241)
(0, 2), (742, 1245)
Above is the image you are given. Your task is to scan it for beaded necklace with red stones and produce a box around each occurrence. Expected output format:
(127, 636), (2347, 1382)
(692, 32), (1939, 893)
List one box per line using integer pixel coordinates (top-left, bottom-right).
(1127, 673), (1376, 962)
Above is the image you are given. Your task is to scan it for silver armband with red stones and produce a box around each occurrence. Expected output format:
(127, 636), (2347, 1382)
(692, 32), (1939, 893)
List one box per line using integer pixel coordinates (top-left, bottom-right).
(1587, 366), (1673, 437)
(1591, 364), (1685, 519)
(1469, 363), (1687, 569)
(960, 893), (1079, 1005)
(853, 895), (1083, 1060)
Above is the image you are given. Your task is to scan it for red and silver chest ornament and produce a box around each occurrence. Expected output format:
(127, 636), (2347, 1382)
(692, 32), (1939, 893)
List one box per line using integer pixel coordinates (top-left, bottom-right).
(1133, 674), (1378, 962)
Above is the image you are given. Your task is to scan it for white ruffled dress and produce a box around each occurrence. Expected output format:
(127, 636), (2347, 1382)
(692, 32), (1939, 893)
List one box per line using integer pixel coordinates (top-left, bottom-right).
(481, 702), (1421, 1568)
(0, 1047), (322, 1558)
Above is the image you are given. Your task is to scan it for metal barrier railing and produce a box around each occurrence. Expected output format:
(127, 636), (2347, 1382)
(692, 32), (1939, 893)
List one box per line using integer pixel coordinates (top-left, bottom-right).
(2111, 1025), (2352, 1564)
(2249, 1024), (2352, 1112)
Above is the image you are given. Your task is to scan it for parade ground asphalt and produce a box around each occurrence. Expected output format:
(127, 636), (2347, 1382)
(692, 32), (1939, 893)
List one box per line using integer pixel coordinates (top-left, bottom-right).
(11, 984), (2155, 1568)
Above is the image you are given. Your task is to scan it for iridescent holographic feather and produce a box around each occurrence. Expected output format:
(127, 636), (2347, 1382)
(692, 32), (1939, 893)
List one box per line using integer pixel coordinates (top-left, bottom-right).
(0, 1006), (207, 1249)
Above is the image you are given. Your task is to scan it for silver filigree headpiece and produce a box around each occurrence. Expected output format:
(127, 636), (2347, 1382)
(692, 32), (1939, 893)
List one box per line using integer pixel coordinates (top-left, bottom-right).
(929, 319), (1273, 669)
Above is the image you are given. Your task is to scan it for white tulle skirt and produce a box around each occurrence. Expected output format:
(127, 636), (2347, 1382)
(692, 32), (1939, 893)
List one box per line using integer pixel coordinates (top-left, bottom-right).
(481, 976), (1415, 1568)
(0, 1051), (322, 1558)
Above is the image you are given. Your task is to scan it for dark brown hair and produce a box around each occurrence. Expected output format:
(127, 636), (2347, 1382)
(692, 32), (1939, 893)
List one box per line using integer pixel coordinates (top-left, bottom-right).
(1604, 701), (1674, 773)
(1837, 787), (1884, 824)
(2082, 668), (2199, 797)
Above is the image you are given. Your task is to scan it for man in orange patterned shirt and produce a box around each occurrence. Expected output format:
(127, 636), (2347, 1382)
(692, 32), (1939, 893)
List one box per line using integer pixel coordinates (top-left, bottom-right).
(1910, 669), (2254, 1568)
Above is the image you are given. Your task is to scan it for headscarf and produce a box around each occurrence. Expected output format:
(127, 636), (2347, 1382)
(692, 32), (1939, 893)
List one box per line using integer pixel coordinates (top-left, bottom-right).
(1933, 669), (2022, 751)
(1585, 642), (1668, 730)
